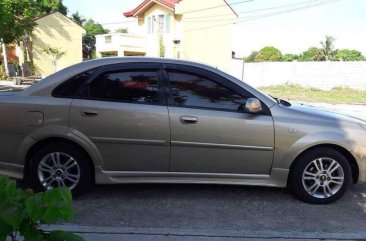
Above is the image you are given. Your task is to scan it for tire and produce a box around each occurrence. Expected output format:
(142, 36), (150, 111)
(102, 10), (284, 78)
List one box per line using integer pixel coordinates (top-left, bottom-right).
(289, 147), (352, 204)
(28, 142), (92, 196)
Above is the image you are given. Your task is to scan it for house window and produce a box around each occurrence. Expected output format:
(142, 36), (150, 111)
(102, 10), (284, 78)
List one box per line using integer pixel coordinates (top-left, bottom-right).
(166, 14), (171, 33)
(158, 15), (165, 33)
(148, 14), (171, 34)
(105, 36), (112, 43)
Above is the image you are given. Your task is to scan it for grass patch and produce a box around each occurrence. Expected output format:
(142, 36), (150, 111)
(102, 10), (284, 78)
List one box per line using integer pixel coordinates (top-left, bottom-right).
(259, 84), (366, 104)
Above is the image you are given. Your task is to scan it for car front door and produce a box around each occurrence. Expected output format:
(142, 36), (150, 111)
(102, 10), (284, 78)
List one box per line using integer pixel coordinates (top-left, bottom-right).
(68, 63), (170, 172)
(163, 64), (274, 174)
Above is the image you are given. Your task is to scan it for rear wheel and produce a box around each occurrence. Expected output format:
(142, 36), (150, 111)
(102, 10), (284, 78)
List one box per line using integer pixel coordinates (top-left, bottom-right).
(28, 142), (92, 195)
(289, 147), (352, 204)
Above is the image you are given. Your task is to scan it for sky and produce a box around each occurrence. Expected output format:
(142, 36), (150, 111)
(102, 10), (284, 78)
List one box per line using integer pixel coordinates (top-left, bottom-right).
(62, 0), (366, 57)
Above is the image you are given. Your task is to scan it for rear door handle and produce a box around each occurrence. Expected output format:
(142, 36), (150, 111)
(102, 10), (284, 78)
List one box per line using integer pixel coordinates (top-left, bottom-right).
(180, 115), (198, 124)
(80, 109), (99, 117)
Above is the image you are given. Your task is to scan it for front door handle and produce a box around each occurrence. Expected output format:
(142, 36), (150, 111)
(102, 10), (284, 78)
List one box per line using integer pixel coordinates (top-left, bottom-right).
(80, 109), (99, 117)
(180, 115), (198, 124)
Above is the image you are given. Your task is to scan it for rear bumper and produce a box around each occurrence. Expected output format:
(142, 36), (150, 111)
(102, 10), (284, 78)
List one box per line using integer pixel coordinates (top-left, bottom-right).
(0, 162), (24, 180)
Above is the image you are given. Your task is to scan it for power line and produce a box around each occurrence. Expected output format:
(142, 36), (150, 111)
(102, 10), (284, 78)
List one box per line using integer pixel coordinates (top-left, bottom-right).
(184, 0), (341, 32)
(53, 0), (253, 27)
(36, 19), (141, 27)
(184, 0), (323, 20)
(237, 0), (340, 22)
(99, 0), (329, 26)
(50, 0), (338, 29)
(180, 0), (255, 14)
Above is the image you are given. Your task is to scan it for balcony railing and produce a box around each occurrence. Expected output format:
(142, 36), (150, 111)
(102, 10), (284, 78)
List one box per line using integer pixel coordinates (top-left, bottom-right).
(96, 33), (147, 53)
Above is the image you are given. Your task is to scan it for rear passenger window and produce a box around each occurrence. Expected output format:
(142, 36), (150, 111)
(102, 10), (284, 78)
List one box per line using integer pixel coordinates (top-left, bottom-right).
(85, 69), (160, 104)
(53, 69), (96, 98)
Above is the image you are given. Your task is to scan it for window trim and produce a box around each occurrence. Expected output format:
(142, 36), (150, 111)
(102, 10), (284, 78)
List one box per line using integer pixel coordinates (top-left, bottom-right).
(53, 63), (167, 106)
(52, 67), (99, 98)
(162, 64), (271, 115)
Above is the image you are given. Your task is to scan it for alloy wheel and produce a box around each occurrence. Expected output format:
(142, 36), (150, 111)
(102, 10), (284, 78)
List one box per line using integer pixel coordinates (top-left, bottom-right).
(302, 157), (344, 199)
(37, 152), (81, 190)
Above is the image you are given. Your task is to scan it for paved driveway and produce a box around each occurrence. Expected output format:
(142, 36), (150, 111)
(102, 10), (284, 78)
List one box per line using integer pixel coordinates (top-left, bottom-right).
(67, 183), (366, 239)
(0, 81), (26, 92)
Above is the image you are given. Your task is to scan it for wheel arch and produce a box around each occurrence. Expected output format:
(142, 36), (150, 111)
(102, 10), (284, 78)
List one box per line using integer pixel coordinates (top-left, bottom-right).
(288, 144), (359, 184)
(23, 137), (97, 184)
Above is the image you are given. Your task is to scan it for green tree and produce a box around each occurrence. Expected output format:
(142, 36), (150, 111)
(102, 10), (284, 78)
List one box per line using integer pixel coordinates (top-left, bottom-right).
(42, 46), (66, 72)
(244, 51), (258, 63)
(298, 47), (322, 61)
(319, 35), (337, 61)
(159, 35), (165, 57)
(0, 0), (68, 44)
(332, 49), (365, 61)
(83, 19), (110, 59)
(71, 11), (86, 26)
(39, 0), (68, 15)
(281, 54), (298, 62)
(0, 0), (40, 44)
(254, 47), (282, 62)
(115, 28), (128, 33)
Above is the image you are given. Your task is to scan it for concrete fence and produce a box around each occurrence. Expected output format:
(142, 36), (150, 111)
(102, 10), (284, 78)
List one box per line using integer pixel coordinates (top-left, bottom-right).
(230, 60), (366, 90)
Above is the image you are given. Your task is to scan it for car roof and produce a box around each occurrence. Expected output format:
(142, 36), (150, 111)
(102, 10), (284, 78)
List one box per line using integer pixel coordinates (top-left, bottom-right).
(22, 57), (276, 108)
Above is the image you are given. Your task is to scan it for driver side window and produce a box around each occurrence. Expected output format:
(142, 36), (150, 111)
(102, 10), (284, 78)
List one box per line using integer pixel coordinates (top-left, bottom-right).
(167, 70), (248, 111)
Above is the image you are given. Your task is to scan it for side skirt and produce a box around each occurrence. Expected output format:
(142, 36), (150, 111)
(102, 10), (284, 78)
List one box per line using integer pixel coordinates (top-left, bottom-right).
(95, 166), (289, 188)
(0, 162), (24, 180)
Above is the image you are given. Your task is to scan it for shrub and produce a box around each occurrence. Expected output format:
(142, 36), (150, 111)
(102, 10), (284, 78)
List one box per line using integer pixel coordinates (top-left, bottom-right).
(298, 47), (322, 61)
(244, 51), (258, 63)
(0, 65), (6, 80)
(332, 49), (365, 61)
(255, 47), (282, 62)
(28, 61), (37, 75)
(0, 175), (84, 241)
(281, 54), (298, 62)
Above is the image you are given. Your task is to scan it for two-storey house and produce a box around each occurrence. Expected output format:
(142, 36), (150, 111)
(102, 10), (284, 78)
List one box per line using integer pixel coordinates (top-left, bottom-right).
(96, 0), (237, 71)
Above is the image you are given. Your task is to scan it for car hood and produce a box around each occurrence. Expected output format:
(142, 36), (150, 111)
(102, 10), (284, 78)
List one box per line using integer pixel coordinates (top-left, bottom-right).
(281, 102), (366, 129)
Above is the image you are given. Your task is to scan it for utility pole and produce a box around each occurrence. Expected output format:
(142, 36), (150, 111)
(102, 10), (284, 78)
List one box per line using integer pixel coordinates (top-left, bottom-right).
(241, 58), (245, 81)
(1, 38), (9, 77)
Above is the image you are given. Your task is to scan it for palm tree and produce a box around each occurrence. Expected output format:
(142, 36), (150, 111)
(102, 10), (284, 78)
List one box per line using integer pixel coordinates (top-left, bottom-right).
(71, 11), (86, 26)
(319, 36), (337, 61)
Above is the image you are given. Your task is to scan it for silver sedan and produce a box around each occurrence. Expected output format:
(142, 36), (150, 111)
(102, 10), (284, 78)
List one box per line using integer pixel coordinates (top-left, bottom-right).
(0, 57), (365, 204)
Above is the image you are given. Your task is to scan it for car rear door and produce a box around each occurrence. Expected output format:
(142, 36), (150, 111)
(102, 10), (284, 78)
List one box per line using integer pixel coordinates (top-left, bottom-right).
(68, 63), (170, 172)
(163, 64), (275, 174)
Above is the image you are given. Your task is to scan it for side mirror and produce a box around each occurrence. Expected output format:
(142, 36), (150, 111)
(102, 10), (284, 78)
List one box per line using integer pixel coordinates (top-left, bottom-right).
(245, 98), (262, 113)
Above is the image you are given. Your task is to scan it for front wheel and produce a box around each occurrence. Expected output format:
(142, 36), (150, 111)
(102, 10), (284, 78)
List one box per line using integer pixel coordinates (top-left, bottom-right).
(28, 142), (92, 195)
(289, 148), (352, 204)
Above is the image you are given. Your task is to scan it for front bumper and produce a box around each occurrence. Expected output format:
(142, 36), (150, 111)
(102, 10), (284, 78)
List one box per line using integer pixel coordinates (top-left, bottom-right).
(352, 144), (366, 182)
(0, 162), (24, 179)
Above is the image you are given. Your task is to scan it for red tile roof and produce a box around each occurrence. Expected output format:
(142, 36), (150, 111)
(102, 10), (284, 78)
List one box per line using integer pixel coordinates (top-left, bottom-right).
(124, 0), (180, 17)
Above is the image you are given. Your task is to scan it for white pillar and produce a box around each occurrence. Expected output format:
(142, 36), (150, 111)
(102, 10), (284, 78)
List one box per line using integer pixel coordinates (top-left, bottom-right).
(16, 43), (25, 65)
(117, 48), (124, 57)
(1, 39), (9, 77)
